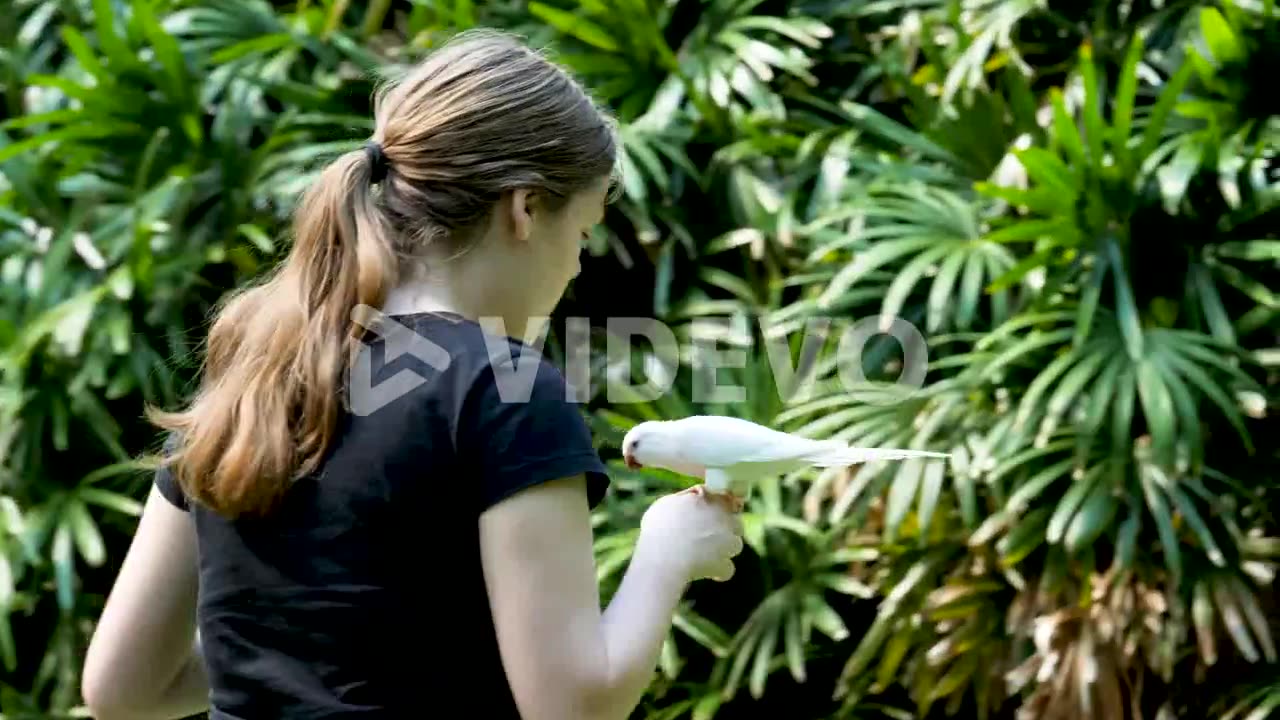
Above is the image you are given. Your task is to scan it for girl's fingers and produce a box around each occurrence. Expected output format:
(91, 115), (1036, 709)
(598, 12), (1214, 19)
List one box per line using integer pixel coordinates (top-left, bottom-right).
(727, 534), (744, 557)
(710, 559), (736, 583)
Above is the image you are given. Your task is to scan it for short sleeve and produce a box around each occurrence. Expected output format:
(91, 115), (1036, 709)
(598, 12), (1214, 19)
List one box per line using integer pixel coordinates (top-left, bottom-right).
(153, 432), (189, 512)
(458, 345), (611, 513)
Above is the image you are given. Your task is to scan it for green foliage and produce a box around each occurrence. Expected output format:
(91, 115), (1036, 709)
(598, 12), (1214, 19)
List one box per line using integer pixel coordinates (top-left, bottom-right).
(1, 0), (1277, 718)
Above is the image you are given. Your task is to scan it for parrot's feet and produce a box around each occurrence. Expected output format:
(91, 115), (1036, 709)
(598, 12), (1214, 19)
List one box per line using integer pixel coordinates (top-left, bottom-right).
(689, 484), (745, 512)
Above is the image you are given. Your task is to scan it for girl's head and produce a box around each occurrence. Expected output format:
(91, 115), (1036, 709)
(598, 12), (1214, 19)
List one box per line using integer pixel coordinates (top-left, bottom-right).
(361, 30), (619, 324)
(148, 29), (618, 517)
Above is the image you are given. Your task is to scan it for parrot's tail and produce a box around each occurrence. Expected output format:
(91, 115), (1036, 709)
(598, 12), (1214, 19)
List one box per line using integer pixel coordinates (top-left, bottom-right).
(807, 445), (950, 467)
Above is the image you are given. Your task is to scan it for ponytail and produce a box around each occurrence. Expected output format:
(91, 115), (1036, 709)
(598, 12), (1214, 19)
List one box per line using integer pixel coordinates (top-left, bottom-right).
(146, 143), (396, 518)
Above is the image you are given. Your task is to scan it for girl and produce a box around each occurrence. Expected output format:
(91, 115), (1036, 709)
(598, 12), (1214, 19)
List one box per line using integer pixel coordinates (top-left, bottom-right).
(82, 29), (744, 720)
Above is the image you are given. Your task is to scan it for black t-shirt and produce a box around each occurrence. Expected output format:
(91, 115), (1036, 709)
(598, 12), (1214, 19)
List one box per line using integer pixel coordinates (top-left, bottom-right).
(154, 311), (611, 719)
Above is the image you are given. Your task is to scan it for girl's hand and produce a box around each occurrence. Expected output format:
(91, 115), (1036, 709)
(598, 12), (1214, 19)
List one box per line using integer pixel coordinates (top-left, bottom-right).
(637, 486), (745, 583)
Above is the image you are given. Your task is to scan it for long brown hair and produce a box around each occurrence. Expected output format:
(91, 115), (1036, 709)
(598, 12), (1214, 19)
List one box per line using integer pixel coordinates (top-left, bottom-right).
(146, 29), (619, 518)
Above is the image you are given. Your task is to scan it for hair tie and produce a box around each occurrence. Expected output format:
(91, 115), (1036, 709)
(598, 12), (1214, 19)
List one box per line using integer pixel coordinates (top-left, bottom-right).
(364, 141), (389, 184)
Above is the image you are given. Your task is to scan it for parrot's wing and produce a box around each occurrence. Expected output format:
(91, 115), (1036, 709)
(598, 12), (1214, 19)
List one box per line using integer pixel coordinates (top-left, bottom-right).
(731, 437), (846, 465)
(804, 446), (951, 467)
(675, 415), (952, 467)
(673, 416), (836, 467)
(730, 440), (951, 468)
(672, 415), (952, 469)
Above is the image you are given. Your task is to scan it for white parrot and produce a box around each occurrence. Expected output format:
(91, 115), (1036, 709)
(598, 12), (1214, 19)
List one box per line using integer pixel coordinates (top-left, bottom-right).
(620, 415), (950, 500)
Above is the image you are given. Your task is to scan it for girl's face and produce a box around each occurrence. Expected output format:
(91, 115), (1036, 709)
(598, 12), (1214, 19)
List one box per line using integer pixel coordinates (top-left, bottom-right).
(518, 176), (611, 317)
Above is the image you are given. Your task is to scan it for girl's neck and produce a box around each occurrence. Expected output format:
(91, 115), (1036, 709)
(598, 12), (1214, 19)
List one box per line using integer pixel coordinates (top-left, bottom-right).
(381, 279), (533, 342)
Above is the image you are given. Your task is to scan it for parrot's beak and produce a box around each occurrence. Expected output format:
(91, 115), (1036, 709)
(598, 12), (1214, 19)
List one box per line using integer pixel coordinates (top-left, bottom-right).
(624, 452), (642, 469)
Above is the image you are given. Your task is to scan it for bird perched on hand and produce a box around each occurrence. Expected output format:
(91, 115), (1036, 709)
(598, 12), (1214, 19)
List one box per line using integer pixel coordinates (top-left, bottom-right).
(621, 415), (950, 502)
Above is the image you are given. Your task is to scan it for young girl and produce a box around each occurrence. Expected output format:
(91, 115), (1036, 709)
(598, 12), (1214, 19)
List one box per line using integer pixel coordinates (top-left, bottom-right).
(81, 29), (744, 720)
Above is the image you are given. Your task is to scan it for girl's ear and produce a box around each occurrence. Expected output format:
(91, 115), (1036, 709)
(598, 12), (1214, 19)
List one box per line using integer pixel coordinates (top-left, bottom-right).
(505, 188), (536, 244)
